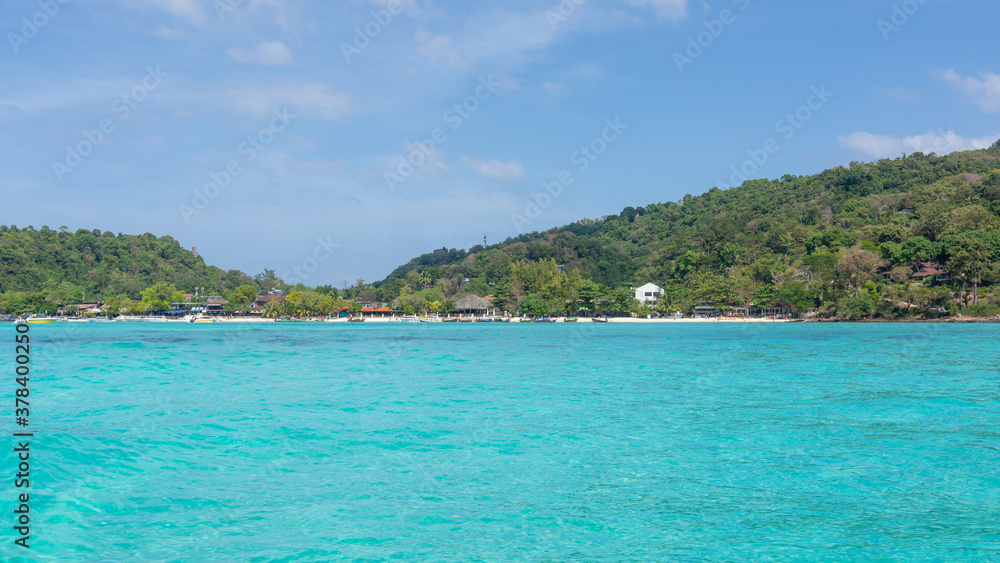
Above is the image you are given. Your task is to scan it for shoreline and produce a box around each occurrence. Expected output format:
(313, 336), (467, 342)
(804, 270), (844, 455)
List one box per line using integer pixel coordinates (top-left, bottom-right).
(182, 316), (1000, 324)
(18, 316), (1000, 324)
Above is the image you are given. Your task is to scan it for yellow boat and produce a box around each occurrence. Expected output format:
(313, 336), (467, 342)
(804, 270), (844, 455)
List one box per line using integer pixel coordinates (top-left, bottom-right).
(24, 315), (57, 324)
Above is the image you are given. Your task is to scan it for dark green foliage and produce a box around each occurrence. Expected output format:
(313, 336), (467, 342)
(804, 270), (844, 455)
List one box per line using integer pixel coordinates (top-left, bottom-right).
(841, 291), (877, 319)
(5, 144), (1000, 318)
(380, 144), (1000, 317)
(0, 227), (249, 298)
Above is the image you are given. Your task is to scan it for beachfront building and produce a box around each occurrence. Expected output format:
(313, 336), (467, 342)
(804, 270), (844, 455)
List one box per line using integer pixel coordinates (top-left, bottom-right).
(453, 293), (491, 316)
(634, 283), (662, 306)
(725, 306), (750, 317)
(754, 306), (792, 318)
(252, 294), (285, 308)
(692, 301), (719, 319)
(360, 306), (393, 318)
(249, 293), (286, 315)
(73, 303), (103, 315)
(205, 298), (228, 316)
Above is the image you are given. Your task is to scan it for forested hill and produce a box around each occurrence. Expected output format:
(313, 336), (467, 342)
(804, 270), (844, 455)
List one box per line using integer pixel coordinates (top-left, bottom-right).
(381, 141), (1000, 306)
(0, 227), (251, 300)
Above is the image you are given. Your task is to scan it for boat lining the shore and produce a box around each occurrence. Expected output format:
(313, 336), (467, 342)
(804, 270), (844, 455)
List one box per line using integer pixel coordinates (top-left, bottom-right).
(18, 315), (59, 324)
(115, 316), (168, 322)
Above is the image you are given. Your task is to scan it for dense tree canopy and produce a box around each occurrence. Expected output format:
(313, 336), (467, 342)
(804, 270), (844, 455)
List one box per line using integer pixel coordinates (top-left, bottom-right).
(0, 227), (252, 298)
(4, 143), (1000, 318)
(376, 143), (1000, 318)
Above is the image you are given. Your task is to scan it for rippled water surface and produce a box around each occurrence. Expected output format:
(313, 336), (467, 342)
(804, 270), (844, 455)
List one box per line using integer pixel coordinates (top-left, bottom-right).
(4, 323), (999, 561)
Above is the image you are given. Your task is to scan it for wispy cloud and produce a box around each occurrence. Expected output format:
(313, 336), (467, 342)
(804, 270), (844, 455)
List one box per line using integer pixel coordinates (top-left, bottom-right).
(399, 141), (450, 178)
(119, 0), (209, 27)
(543, 82), (570, 97)
(938, 69), (1000, 113)
(433, 9), (559, 67)
(227, 41), (294, 66)
(461, 156), (526, 180)
(146, 25), (185, 39)
(369, 0), (429, 18)
(230, 84), (349, 119)
(0, 76), (148, 117)
(416, 29), (466, 68)
(624, 0), (689, 21)
(839, 130), (998, 158)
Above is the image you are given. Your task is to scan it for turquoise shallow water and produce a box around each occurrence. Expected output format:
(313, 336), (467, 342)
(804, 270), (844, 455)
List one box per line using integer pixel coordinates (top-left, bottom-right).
(3, 322), (999, 561)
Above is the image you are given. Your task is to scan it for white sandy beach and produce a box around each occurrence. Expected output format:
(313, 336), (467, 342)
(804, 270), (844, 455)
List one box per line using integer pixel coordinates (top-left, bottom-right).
(318, 316), (793, 324)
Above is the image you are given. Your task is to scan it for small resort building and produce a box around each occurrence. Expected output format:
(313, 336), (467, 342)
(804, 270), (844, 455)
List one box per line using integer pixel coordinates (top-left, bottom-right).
(634, 283), (663, 306)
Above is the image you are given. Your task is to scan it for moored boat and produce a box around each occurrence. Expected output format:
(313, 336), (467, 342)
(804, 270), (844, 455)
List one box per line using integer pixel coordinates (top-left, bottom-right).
(184, 313), (220, 323)
(115, 315), (168, 323)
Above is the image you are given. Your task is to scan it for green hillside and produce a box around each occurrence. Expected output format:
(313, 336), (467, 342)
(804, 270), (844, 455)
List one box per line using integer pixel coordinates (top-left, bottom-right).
(377, 141), (1000, 318)
(0, 227), (254, 306)
(3, 142), (1000, 319)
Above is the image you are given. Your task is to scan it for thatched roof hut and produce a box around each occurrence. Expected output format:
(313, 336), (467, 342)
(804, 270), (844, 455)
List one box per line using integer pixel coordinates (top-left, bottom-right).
(453, 292), (489, 313)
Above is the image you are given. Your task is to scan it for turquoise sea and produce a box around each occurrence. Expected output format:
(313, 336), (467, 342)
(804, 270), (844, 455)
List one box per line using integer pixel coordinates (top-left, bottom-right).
(3, 323), (999, 561)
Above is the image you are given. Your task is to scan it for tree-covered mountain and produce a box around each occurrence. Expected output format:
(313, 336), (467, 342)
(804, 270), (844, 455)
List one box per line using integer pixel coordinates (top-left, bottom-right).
(0, 226), (255, 302)
(377, 141), (1000, 318)
(3, 141), (1000, 319)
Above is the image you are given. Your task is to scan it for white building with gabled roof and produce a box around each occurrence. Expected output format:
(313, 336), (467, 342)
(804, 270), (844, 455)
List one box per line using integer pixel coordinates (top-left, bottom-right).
(634, 283), (663, 306)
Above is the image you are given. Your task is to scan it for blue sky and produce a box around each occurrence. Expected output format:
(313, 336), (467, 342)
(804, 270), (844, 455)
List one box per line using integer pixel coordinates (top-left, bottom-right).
(2, 0), (998, 285)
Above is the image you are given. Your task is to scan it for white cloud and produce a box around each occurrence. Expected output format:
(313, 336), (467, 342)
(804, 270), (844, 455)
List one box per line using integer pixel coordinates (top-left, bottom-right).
(461, 156), (526, 180)
(625, 0), (689, 21)
(491, 70), (523, 94)
(938, 69), (1000, 113)
(456, 11), (557, 63)
(146, 25), (185, 39)
(231, 84), (349, 119)
(369, 0), (427, 18)
(403, 141), (450, 178)
(405, 7), (624, 71)
(838, 130), (998, 159)
(119, 0), (208, 27)
(0, 77), (140, 116)
(227, 41), (294, 65)
(543, 82), (570, 97)
(416, 29), (466, 68)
